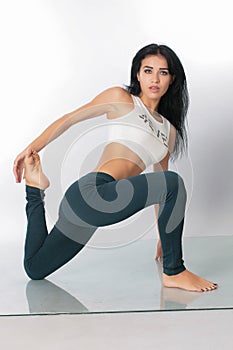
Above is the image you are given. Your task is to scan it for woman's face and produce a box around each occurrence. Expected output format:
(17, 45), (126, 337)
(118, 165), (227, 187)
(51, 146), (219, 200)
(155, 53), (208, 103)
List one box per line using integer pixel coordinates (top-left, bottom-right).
(137, 54), (174, 104)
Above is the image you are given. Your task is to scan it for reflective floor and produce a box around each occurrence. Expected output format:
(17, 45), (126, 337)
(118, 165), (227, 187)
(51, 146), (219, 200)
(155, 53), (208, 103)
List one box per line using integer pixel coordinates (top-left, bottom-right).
(0, 236), (233, 315)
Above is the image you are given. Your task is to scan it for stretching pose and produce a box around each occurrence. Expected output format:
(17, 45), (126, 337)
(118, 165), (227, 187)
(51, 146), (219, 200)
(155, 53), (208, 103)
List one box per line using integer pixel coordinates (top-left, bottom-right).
(13, 44), (217, 292)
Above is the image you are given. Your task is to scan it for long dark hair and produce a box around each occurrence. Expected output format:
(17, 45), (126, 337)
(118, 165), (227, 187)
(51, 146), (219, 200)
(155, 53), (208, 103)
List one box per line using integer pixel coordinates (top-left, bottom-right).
(125, 43), (189, 160)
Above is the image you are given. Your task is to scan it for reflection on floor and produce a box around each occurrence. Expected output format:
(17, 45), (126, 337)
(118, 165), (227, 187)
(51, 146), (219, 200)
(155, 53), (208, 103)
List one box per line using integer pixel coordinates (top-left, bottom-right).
(0, 236), (232, 315)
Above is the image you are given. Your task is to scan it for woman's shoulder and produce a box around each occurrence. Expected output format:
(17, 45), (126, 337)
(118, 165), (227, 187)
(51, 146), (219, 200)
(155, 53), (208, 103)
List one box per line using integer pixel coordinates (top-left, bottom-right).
(91, 86), (133, 105)
(105, 86), (132, 100)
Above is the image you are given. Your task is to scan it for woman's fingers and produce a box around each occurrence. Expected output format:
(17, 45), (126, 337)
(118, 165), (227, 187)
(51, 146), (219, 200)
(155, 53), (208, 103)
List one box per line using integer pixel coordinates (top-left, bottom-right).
(13, 153), (26, 183)
(13, 162), (22, 182)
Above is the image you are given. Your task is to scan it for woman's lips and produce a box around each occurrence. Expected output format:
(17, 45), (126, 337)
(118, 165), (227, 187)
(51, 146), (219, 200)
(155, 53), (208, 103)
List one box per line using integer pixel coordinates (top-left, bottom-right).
(149, 86), (160, 92)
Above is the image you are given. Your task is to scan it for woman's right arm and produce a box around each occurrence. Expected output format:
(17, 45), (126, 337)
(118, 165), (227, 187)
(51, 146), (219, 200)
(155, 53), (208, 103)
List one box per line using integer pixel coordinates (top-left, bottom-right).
(13, 87), (127, 182)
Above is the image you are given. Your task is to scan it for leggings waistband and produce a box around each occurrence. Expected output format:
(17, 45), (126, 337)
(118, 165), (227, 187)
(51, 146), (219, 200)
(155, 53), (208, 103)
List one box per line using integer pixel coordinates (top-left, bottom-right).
(81, 171), (116, 183)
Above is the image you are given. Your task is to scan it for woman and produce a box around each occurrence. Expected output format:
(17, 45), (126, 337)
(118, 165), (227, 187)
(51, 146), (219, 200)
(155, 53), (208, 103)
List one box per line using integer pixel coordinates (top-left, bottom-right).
(13, 44), (217, 292)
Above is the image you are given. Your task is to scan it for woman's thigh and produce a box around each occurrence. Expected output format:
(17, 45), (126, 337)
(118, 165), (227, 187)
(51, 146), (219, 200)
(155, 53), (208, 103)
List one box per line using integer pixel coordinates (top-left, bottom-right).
(57, 171), (184, 229)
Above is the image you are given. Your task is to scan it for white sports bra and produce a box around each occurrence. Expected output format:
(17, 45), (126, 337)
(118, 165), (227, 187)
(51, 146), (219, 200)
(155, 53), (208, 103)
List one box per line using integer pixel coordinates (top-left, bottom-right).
(106, 95), (170, 168)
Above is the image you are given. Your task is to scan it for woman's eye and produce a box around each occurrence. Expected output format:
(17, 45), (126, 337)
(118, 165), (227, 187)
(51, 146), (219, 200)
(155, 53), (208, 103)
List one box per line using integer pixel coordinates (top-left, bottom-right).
(160, 70), (169, 75)
(144, 69), (152, 74)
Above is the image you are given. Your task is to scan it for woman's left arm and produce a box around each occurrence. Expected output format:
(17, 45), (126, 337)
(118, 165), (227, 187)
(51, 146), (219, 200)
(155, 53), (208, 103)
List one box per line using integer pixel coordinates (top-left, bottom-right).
(153, 124), (176, 259)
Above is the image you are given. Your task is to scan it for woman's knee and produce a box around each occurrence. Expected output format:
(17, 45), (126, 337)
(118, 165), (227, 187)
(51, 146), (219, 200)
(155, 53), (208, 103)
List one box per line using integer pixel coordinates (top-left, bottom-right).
(164, 171), (187, 202)
(24, 260), (46, 280)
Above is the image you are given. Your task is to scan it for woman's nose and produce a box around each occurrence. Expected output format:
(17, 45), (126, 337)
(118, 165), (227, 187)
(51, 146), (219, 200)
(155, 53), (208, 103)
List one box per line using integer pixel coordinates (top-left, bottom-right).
(151, 72), (160, 83)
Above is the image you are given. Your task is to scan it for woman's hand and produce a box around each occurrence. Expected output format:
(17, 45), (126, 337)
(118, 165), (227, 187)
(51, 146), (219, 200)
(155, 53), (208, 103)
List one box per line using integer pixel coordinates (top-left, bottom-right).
(13, 150), (27, 183)
(155, 239), (163, 260)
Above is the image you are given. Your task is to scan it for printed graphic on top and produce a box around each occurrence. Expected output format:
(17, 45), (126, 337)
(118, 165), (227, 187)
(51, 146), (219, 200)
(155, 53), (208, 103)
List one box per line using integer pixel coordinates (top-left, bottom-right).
(138, 114), (168, 148)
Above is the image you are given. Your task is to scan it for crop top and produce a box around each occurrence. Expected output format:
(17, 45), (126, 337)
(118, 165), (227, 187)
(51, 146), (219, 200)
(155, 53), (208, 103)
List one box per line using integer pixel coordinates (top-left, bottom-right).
(106, 95), (170, 168)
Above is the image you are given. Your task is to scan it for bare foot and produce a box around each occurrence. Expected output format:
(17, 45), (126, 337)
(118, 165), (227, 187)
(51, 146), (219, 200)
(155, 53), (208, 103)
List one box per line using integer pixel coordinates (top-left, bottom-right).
(155, 239), (163, 260)
(163, 270), (218, 292)
(24, 149), (50, 190)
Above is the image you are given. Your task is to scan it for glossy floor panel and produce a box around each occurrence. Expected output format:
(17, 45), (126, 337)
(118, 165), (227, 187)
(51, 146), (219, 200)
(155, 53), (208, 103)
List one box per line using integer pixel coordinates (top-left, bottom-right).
(1, 310), (233, 350)
(0, 236), (232, 315)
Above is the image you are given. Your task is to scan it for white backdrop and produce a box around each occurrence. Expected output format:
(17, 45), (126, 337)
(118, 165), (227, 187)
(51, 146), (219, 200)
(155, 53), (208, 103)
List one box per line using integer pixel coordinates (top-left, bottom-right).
(1, 0), (232, 247)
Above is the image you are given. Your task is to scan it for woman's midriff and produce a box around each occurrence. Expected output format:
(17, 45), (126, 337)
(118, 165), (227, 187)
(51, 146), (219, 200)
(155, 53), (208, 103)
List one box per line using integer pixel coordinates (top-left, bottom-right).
(92, 143), (146, 180)
(93, 159), (144, 180)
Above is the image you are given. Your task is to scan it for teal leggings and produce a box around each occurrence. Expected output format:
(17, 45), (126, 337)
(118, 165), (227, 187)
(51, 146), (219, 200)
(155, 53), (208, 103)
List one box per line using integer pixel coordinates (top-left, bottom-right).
(24, 171), (186, 280)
